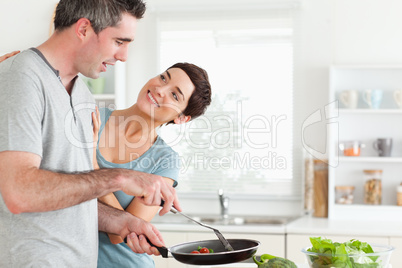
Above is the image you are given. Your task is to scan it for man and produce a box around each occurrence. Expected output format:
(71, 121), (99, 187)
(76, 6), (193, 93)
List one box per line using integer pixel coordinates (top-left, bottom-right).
(0, 0), (181, 267)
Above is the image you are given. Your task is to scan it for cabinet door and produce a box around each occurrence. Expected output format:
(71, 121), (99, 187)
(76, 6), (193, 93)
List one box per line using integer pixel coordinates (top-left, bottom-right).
(187, 232), (285, 258)
(286, 234), (389, 264)
(389, 237), (402, 267)
(152, 231), (188, 268)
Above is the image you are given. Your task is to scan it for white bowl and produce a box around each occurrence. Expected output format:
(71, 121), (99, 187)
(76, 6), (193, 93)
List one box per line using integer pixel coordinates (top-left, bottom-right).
(301, 244), (394, 268)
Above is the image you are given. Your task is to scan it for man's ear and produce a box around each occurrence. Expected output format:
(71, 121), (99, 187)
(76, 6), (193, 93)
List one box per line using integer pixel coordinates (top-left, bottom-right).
(75, 18), (92, 40)
(174, 115), (191, 125)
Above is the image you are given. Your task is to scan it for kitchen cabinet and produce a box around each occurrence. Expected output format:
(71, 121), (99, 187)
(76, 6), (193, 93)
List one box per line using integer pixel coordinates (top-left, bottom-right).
(152, 230), (285, 268)
(328, 65), (402, 221)
(152, 231), (187, 268)
(389, 237), (402, 267)
(87, 61), (126, 109)
(286, 234), (390, 265)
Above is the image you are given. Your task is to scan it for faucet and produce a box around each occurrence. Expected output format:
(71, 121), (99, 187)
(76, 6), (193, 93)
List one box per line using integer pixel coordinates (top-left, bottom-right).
(218, 189), (229, 221)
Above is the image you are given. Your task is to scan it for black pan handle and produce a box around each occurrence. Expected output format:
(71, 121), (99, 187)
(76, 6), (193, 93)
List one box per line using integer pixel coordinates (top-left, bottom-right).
(123, 236), (169, 258)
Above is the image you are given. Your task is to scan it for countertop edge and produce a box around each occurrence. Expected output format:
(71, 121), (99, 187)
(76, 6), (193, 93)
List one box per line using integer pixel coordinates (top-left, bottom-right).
(153, 216), (402, 237)
(153, 222), (287, 234)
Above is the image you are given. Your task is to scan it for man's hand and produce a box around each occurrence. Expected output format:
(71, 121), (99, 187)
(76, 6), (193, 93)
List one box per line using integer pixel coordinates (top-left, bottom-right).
(124, 219), (165, 255)
(0, 51), (20, 63)
(119, 169), (182, 215)
(98, 201), (165, 255)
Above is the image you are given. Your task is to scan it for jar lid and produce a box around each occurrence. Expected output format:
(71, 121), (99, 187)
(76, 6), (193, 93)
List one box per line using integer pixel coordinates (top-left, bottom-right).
(363, 169), (383, 173)
(335, 185), (355, 190)
(313, 159), (328, 164)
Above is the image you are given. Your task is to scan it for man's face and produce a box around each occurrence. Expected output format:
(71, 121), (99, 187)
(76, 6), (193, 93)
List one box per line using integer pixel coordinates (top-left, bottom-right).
(79, 13), (137, 79)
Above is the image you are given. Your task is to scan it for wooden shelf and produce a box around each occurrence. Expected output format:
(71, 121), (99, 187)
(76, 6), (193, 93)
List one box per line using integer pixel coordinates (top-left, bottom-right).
(332, 64), (402, 69)
(339, 156), (402, 163)
(334, 203), (402, 209)
(93, 94), (115, 100)
(339, 109), (402, 114)
(331, 204), (402, 221)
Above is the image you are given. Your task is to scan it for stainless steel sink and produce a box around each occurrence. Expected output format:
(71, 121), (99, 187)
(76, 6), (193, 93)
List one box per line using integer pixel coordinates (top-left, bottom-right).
(151, 213), (297, 226)
(194, 215), (295, 225)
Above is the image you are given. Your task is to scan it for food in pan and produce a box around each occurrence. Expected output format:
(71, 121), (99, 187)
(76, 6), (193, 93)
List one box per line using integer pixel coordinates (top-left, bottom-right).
(191, 246), (214, 254)
(253, 253), (297, 268)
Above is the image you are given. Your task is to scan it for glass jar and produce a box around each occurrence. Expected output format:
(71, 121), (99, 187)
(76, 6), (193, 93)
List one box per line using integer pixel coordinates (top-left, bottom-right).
(335, 186), (355, 204)
(397, 184), (402, 206)
(363, 170), (382, 205)
(339, 141), (365, 156)
(313, 160), (328, 218)
(304, 154), (314, 214)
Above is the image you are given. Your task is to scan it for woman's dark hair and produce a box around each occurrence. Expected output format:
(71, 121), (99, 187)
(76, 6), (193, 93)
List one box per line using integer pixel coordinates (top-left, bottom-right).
(54, 0), (146, 34)
(166, 63), (212, 125)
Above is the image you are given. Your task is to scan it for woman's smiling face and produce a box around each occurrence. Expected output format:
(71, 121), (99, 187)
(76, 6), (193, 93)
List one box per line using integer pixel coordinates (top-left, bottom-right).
(137, 67), (195, 125)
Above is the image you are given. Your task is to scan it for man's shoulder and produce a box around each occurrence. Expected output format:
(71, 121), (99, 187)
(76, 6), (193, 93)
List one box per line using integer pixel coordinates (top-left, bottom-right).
(0, 50), (44, 76)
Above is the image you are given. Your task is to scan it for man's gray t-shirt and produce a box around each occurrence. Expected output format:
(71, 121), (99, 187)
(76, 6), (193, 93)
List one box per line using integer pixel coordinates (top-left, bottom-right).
(0, 49), (98, 267)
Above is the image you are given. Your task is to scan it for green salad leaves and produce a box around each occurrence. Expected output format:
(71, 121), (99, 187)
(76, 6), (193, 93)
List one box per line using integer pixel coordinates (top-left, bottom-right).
(307, 237), (380, 268)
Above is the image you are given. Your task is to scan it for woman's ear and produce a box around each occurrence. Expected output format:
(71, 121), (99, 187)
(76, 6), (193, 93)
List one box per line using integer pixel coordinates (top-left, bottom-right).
(174, 115), (191, 125)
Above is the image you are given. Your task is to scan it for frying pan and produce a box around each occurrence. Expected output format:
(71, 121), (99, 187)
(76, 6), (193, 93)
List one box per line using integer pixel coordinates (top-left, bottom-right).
(152, 238), (260, 265)
(136, 202), (259, 265)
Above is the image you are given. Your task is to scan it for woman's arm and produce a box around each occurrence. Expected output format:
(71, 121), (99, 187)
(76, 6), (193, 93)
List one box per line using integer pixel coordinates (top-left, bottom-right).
(92, 106), (100, 170)
(100, 177), (175, 244)
(93, 108), (124, 244)
(125, 177), (175, 221)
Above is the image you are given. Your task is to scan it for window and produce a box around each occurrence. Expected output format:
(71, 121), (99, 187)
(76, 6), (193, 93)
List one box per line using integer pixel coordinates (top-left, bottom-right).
(157, 8), (297, 198)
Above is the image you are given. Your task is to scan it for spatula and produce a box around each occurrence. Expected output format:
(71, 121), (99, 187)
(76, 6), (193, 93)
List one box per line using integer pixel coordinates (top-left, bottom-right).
(167, 205), (234, 251)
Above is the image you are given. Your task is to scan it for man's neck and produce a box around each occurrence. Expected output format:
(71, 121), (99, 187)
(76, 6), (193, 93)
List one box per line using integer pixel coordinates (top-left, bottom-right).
(36, 33), (79, 94)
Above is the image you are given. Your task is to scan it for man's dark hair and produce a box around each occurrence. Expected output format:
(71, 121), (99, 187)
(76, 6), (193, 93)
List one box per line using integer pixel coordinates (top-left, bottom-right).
(54, 0), (146, 34)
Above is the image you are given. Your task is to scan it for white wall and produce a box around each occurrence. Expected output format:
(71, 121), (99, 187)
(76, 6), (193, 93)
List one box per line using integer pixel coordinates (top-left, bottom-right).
(294, 0), (402, 157)
(2, 0), (402, 215)
(125, 12), (159, 106)
(127, 0), (402, 215)
(0, 0), (58, 53)
(128, 0), (402, 159)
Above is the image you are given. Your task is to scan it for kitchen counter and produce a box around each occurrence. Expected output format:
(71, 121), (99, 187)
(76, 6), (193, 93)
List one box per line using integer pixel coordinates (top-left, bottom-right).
(286, 216), (402, 266)
(152, 215), (401, 267)
(153, 214), (402, 237)
(286, 216), (402, 237)
(151, 213), (288, 234)
(152, 221), (286, 234)
(203, 262), (309, 268)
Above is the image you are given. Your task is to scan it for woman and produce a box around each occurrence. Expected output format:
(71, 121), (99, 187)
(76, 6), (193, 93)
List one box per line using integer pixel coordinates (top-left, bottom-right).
(0, 52), (211, 267)
(95, 62), (212, 268)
